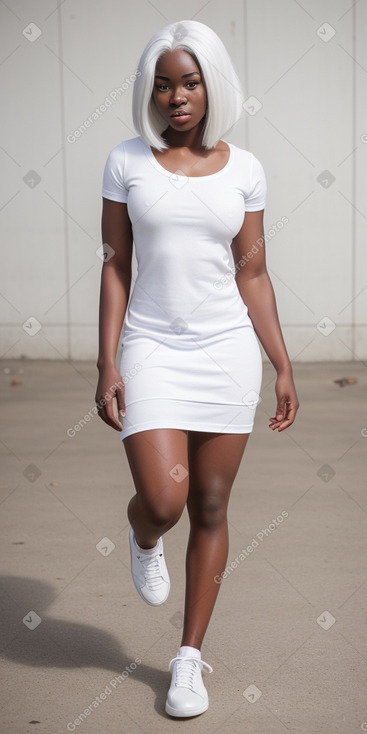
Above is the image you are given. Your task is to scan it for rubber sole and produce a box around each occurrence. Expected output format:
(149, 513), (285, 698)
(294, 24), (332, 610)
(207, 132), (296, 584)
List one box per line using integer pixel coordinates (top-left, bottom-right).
(165, 700), (209, 717)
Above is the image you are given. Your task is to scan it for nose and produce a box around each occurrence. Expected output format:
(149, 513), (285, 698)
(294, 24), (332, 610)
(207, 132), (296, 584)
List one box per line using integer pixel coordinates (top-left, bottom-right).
(170, 86), (187, 105)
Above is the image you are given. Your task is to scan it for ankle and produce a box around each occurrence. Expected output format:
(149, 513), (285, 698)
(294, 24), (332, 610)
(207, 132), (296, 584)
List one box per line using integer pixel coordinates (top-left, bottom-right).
(179, 645), (201, 659)
(135, 537), (156, 550)
(134, 533), (159, 552)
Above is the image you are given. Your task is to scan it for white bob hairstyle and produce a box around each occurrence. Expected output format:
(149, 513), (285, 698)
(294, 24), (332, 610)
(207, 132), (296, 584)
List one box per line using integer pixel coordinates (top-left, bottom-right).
(132, 20), (245, 151)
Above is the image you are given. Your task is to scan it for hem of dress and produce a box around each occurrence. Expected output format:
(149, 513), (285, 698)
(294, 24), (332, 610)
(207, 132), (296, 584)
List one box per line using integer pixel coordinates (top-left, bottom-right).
(120, 419), (254, 440)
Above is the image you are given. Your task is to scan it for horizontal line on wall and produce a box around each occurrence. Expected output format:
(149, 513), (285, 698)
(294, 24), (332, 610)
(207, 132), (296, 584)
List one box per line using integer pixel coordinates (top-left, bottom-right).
(1, 323), (367, 328)
(0, 323), (99, 327)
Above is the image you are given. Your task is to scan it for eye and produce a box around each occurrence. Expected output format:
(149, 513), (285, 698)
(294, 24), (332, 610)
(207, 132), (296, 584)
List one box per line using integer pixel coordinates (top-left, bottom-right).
(186, 81), (199, 88)
(155, 83), (170, 91)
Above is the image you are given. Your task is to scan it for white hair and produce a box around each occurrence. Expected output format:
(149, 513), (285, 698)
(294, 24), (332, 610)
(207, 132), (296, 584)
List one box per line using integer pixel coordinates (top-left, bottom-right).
(132, 20), (245, 151)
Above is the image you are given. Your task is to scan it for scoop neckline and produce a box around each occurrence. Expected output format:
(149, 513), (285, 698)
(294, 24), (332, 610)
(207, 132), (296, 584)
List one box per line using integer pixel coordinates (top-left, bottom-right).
(141, 137), (234, 180)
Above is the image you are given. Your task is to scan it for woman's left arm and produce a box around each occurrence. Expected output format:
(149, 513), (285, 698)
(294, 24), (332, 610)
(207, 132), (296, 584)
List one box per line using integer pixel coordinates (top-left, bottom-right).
(231, 210), (299, 432)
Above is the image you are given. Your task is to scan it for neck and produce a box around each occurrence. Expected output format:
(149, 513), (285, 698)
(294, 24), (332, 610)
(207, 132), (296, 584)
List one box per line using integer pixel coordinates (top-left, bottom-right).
(162, 119), (205, 150)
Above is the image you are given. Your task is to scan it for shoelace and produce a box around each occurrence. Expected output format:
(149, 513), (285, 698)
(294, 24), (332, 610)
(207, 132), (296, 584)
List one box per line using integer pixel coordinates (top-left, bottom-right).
(138, 552), (165, 591)
(169, 656), (213, 690)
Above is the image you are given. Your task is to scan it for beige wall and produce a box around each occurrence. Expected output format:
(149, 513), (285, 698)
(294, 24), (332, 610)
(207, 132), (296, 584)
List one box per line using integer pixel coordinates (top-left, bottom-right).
(1, 0), (365, 361)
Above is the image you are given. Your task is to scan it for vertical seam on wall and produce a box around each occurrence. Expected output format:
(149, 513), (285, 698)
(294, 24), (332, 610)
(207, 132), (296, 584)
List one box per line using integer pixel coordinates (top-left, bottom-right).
(57, 4), (71, 359)
(243, 0), (249, 151)
(352, 2), (356, 356)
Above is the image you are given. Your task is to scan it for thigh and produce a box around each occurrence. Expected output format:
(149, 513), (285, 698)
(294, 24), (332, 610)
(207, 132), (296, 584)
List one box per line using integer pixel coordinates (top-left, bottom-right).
(123, 428), (189, 509)
(187, 431), (250, 495)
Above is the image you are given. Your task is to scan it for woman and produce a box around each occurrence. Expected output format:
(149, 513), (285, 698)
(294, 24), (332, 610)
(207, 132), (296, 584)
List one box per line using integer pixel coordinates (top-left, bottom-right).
(95, 19), (299, 718)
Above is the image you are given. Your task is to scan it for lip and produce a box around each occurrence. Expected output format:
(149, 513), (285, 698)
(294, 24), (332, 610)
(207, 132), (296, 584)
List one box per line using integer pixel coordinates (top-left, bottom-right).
(170, 113), (191, 124)
(170, 112), (191, 119)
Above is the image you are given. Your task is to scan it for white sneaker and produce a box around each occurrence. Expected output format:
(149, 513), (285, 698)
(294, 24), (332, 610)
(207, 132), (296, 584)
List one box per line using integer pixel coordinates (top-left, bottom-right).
(165, 654), (213, 717)
(129, 527), (170, 605)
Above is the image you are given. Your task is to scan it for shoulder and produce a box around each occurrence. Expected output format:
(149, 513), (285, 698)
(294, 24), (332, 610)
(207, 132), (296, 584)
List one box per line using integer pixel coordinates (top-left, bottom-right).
(228, 142), (265, 171)
(228, 143), (266, 187)
(226, 143), (267, 208)
(105, 135), (145, 160)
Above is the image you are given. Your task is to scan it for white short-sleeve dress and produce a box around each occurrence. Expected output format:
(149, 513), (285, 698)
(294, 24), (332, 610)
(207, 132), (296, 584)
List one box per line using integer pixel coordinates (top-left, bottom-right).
(101, 136), (266, 440)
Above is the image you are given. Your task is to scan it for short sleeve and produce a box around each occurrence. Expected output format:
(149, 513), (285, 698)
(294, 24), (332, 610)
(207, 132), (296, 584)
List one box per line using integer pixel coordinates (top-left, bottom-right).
(245, 155), (267, 211)
(101, 144), (128, 203)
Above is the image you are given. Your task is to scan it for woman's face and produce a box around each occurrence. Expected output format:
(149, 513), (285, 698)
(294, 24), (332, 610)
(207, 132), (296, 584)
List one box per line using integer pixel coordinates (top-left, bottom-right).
(152, 49), (207, 135)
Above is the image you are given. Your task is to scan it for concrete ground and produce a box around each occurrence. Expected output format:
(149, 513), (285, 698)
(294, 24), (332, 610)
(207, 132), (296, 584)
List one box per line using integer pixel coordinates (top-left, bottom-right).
(0, 358), (366, 734)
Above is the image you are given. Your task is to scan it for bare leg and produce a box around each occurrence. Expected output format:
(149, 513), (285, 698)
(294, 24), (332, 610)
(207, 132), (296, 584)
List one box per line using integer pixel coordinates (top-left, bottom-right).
(181, 431), (250, 650)
(123, 428), (189, 549)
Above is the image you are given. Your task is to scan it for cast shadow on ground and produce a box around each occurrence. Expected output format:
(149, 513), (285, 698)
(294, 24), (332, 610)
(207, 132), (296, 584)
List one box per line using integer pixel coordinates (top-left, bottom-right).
(0, 575), (174, 719)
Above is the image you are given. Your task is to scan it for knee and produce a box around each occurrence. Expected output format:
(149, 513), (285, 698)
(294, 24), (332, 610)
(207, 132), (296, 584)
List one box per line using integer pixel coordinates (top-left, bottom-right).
(142, 496), (185, 530)
(188, 484), (229, 531)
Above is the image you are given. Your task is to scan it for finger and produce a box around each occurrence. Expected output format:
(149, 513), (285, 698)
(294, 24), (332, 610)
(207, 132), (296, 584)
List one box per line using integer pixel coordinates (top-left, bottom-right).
(115, 384), (126, 417)
(276, 418), (293, 432)
(269, 420), (282, 430)
(107, 398), (124, 430)
(96, 397), (123, 431)
(269, 419), (282, 431)
(271, 406), (298, 431)
(101, 408), (123, 431)
(275, 401), (288, 421)
(269, 403), (291, 424)
(269, 409), (286, 425)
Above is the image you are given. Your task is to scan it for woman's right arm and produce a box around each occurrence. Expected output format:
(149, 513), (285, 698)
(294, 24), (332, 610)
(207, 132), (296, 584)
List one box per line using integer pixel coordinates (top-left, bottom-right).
(95, 198), (133, 431)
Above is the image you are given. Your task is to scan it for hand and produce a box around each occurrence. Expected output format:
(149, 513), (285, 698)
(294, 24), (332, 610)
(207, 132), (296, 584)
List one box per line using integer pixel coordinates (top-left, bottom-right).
(269, 370), (299, 432)
(95, 365), (126, 431)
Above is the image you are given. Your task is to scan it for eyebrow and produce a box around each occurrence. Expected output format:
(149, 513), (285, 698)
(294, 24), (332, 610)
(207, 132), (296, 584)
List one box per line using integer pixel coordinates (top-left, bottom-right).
(154, 72), (200, 80)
